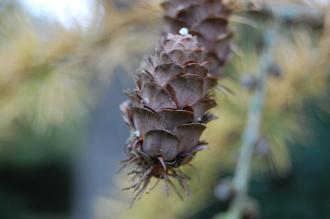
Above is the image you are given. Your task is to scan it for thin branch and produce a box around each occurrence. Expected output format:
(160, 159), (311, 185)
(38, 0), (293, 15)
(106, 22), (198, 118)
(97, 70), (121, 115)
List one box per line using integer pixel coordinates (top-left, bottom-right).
(237, 1), (325, 28)
(261, 2), (324, 28)
(218, 23), (278, 219)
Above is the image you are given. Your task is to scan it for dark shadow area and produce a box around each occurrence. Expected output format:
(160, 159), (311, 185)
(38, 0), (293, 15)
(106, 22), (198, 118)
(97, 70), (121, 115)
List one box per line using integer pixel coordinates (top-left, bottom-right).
(0, 162), (71, 219)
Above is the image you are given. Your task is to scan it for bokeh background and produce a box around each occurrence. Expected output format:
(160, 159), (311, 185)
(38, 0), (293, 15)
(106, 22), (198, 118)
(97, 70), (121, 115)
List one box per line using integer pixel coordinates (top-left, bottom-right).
(0, 0), (330, 219)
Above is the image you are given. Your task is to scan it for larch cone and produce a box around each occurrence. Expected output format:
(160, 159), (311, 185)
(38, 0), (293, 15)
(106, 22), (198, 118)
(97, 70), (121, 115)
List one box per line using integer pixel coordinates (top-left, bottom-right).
(162, 0), (233, 75)
(120, 33), (219, 203)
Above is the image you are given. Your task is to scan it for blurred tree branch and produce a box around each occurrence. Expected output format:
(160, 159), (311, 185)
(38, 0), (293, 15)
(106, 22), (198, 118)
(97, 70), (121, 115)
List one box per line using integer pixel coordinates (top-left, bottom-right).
(215, 2), (330, 218)
(235, 0), (326, 28)
(259, 2), (324, 28)
(218, 23), (278, 219)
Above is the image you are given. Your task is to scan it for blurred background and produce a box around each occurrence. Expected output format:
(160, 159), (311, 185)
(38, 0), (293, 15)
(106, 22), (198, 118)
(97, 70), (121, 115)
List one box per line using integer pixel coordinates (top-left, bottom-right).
(0, 0), (329, 219)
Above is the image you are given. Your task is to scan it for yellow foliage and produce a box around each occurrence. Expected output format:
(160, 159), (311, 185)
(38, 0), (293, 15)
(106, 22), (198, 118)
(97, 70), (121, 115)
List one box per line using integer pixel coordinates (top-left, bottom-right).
(0, 0), (161, 135)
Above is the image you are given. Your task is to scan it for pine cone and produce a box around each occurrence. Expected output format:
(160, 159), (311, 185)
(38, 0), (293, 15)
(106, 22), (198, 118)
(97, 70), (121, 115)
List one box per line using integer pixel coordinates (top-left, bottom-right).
(120, 33), (218, 201)
(162, 0), (233, 75)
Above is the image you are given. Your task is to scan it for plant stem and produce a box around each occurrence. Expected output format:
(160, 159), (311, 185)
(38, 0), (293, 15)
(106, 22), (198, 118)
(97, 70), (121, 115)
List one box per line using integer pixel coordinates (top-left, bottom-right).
(219, 25), (278, 219)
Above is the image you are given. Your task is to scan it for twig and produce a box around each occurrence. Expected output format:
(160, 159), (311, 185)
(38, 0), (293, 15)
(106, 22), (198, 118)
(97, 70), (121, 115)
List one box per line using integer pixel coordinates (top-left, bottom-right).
(236, 1), (325, 28)
(261, 2), (324, 28)
(218, 23), (278, 219)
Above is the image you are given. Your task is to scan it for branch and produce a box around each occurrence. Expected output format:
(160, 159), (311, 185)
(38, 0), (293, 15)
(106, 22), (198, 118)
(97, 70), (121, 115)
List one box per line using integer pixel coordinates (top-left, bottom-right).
(217, 23), (278, 219)
(233, 1), (325, 28)
(254, 2), (324, 28)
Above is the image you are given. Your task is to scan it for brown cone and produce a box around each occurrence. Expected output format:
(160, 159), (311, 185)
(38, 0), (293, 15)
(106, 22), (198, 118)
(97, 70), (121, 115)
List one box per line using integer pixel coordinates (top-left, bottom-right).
(162, 0), (233, 76)
(120, 33), (218, 202)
